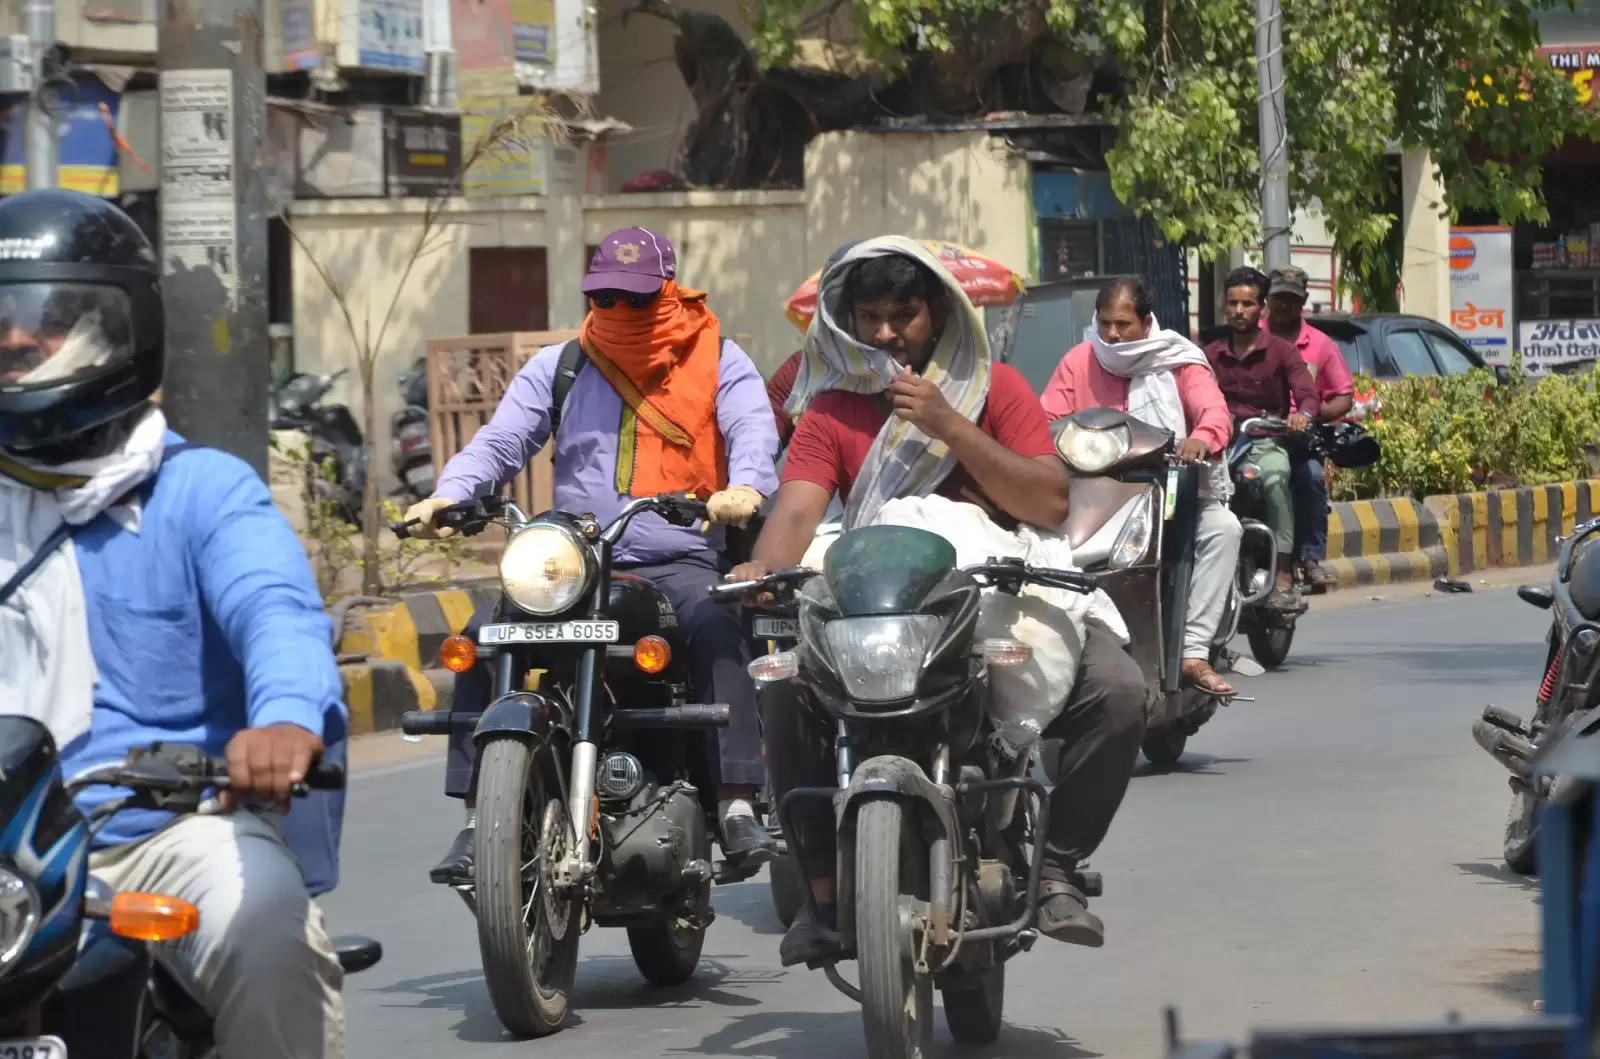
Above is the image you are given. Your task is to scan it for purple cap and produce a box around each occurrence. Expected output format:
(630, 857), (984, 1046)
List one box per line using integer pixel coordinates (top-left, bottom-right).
(582, 227), (677, 295)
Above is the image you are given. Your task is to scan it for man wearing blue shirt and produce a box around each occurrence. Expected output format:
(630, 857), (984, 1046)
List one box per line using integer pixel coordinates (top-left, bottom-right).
(0, 191), (345, 1056)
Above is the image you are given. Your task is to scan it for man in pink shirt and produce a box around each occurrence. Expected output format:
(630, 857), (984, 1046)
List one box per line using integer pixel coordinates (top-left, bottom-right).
(1042, 277), (1240, 696)
(1264, 266), (1354, 589)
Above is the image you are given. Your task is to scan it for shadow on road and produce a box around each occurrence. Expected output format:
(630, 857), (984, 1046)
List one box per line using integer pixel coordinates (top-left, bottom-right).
(1133, 754), (1252, 779)
(1455, 860), (1541, 894)
(676, 1010), (1101, 1058)
(713, 879), (788, 936)
(1317, 643), (1536, 684)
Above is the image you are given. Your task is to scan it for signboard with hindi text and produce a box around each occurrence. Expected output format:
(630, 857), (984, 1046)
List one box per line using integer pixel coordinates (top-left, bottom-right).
(1448, 226), (1514, 363)
(1519, 320), (1600, 372)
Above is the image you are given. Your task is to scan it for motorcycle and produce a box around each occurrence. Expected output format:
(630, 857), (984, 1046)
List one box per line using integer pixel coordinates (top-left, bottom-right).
(715, 532), (1101, 1057)
(1051, 408), (1255, 767)
(393, 491), (764, 1038)
(1223, 416), (1309, 670)
(0, 716), (380, 1057)
(392, 356), (435, 501)
(270, 367), (366, 525)
(1474, 515), (1600, 874)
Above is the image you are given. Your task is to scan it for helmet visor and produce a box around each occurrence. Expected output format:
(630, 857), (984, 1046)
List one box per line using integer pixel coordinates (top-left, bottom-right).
(0, 283), (135, 389)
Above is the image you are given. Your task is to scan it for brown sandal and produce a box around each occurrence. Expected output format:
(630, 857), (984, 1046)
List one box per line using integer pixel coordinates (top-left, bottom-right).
(1181, 658), (1235, 697)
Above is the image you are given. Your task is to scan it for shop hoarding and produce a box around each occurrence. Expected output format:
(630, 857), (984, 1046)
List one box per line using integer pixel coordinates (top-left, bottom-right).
(1448, 226), (1515, 363)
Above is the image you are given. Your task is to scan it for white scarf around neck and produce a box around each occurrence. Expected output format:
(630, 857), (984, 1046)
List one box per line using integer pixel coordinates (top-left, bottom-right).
(1087, 315), (1232, 500)
(0, 407), (169, 749)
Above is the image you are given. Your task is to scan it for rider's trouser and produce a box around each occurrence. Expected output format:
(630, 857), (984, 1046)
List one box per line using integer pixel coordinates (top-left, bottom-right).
(1186, 498), (1243, 659)
(443, 550), (766, 798)
(1249, 439), (1296, 554)
(87, 810), (345, 1059)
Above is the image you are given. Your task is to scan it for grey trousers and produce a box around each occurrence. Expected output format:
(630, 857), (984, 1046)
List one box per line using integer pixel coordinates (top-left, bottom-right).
(1187, 498), (1243, 659)
(444, 551), (766, 797)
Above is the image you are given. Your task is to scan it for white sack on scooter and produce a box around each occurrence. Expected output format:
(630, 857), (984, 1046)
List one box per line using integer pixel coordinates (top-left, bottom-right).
(803, 495), (1126, 753)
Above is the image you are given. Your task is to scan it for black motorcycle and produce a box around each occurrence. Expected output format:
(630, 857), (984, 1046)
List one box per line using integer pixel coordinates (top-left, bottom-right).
(270, 367), (366, 525)
(0, 716), (379, 1057)
(1475, 515), (1600, 874)
(1221, 416), (1309, 669)
(714, 528), (1099, 1057)
(394, 492), (758, 1038)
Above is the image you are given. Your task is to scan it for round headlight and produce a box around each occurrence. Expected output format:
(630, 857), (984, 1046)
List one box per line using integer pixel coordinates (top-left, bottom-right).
(500, 523), (594, 615)
(0, 866), (40, 977)
(1055, 421), (1132, 473)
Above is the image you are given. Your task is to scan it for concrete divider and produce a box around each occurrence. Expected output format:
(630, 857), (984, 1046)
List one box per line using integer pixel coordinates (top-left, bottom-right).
(1325, 479), (1600, 588)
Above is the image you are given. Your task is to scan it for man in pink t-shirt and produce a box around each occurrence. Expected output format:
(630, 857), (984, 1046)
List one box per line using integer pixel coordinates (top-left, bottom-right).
(1264, 266), (1355, 589)
(1042, 277), (1240, 696)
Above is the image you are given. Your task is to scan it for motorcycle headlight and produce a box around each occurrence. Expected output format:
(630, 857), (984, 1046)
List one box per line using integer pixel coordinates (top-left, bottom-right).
(1109, 494), (1153, 569)
(1055, 421), (1131, 473)
(0, 866), (40, 978)
(500, 523), (594, 616)
(823, 616), (941, 702)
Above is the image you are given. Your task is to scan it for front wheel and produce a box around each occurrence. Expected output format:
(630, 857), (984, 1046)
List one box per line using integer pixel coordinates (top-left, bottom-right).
(856, 798), (934, 1059)
(1141, 726), (1188, 769)
(627, 811), (711, 985)
(475, 737), (581, 1038)
(1504, 785), (1541, 876)
(1247, 623), (1295, 669)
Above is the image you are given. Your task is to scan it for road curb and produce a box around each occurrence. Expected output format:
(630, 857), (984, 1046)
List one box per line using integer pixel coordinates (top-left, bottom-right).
(1326, 479), (1600, 588)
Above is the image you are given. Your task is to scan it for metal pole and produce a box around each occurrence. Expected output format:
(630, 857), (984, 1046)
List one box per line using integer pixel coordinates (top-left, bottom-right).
(22, 0), (54, 189)
(1255, 0), (1291, 271)
(158, 0), (270, 477)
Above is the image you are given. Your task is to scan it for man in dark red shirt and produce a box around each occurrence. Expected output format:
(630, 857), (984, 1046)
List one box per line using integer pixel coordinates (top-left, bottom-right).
(1203, 266), (1320, 605)
(731, 240), (1145, 964)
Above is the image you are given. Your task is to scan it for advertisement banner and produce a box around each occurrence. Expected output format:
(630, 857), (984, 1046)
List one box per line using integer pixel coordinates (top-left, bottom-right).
(358, 0), (426, 74)
(513, 0), (556, 65)
(1, 76), (120, 196)
(1539, 45), (1600, 105)
(1448, 226), (1515, 362)
(462, 97), (541, 197)
(1518, 320), (1600, 371)
(389, 111), (462, 197)
(452, 0), (517, 98)
(281, 0), (320, 70)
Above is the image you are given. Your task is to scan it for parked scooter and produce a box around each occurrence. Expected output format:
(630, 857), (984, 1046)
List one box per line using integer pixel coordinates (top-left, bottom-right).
(0, 716), (380, 1056)
(717, 534), (1102, 1056)
(393, 491), (767, 1039)
(1051, 408), (1252, 767)
(1474, 516), (1600, 874)
(392, 356), (435, 501)
(270, 368), (366, 525)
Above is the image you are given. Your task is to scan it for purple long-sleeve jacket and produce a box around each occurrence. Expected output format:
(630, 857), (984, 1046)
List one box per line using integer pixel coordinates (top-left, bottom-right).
(435, 340), (780, 564)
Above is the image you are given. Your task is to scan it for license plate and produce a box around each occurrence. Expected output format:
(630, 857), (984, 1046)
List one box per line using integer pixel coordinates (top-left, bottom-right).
(0, 1039), (66, 1059)
(753, 616), (799, 639)
(479, 621), (620, 645)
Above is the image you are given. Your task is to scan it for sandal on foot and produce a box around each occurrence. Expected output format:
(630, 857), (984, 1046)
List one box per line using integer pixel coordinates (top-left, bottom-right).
(1181, 658), (1235, 697)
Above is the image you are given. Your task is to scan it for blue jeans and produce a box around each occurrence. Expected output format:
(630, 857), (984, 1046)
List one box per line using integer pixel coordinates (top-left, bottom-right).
(1292, 452), (1329, 562)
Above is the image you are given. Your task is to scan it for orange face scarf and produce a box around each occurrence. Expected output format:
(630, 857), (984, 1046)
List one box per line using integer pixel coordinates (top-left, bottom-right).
(579, 281), (726, 498)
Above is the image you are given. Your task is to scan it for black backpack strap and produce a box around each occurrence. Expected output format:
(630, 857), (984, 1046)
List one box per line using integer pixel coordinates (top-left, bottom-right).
(549, 339), (587, 439)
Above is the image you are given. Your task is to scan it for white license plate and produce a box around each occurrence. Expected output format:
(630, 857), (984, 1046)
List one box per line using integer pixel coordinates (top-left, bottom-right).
(479, 621), (620, 646)
(753, 616), (799, 639)
(0, 1039), (66, 1059)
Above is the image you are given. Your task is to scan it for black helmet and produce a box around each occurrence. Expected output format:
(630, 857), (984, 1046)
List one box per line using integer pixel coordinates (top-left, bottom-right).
(0, 189), (162, 451)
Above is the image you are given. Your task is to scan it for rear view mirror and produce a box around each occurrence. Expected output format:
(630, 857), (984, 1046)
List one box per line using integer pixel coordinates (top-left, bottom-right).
(1493, 364), (1511, 386)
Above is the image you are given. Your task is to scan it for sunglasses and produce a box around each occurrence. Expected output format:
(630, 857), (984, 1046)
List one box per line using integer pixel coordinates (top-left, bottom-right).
(589, 290), (659, 310)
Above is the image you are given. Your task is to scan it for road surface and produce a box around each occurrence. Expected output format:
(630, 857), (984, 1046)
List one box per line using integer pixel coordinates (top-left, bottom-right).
(326, 576), (1549, 1058)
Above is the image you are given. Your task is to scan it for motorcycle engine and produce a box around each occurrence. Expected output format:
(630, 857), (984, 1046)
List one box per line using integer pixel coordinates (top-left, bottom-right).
(597, 780), (708, 905)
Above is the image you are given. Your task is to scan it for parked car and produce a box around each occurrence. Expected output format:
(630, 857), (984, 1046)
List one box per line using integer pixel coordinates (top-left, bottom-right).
(1197, 313), (1505, 383)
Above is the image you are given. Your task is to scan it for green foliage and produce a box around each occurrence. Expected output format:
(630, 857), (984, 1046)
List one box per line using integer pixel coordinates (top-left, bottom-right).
(745, 0), (1600, 261)
(1332, 359), (1600, 501)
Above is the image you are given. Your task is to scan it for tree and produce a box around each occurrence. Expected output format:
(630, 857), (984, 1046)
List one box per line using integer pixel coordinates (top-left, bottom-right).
(281, 97), (574, 595)
(746, 0), (1599, 269)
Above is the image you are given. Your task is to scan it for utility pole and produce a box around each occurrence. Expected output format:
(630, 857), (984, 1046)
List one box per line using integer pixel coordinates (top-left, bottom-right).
(1255, 0), (1291, 271)
(22, 0), (54, 189)
(158, 0), (270, 478)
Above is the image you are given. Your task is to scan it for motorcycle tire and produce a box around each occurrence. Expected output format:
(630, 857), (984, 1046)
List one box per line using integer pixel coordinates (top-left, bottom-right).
(941, 963), (1005, 1045)
(476, 737), (581, 1038)
(627, 811), (712, 985)
(1247, 624), (1295, 669)
(856, 797), (934, 1059)
(1141, 726), (1188, 769)
(1504, 785), (1541, 876)
(769, 851), (807, 930)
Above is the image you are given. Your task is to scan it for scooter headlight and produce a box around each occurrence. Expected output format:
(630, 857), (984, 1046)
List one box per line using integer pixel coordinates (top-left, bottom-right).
(823, 616), (940, 702)
(1055, 421), (1132, 474)
(500, 523), (594, 615)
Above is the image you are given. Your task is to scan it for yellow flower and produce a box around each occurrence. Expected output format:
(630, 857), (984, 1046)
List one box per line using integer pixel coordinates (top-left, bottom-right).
(1483, 74), (1494, 86)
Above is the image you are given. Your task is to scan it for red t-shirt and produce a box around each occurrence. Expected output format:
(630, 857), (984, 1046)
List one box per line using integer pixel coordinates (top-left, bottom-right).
(767, 349), (804, 446)
(781, 363), (1055, 512)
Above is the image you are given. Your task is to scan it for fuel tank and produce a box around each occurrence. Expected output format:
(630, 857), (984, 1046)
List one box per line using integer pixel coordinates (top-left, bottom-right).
(609, 573), (684, 648)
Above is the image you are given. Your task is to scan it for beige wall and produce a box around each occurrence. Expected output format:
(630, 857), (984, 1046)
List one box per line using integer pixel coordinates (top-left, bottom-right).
(288, 129), (1036, 490)
(1400, 146), (1452, 326)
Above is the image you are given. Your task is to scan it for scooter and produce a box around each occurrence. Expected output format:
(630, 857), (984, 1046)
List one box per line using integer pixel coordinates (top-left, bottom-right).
(270, 368), (366, 526)
(392, 356), (435, 501)
(1051, 408), (1254, 767)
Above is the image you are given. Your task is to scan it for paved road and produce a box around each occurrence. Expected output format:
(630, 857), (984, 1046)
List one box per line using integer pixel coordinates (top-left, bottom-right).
(326, 580), (1549, 1058)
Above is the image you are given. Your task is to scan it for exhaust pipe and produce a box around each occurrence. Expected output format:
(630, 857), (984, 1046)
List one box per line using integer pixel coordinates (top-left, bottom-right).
(1472, 717), (1536, 778)
(1481, 705), (1530, 737)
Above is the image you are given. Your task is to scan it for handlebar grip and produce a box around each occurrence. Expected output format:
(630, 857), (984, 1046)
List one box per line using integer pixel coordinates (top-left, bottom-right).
(710, 580), (761, 600)
(400, 710), (457, 736)
(303, 762), (346, 790)
(390, 520), (415, 540)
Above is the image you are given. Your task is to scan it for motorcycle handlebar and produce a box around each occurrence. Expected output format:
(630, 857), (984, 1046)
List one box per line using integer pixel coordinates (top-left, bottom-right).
(69, 747), (346, 798)
(962, 559), (1100, 594)
(709, 566), (818, 602)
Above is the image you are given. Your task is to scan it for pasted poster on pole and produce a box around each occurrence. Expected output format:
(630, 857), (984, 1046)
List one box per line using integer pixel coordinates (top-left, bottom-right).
(1448, 226), (1514, 364)
(358, 0), (426, 74)
(159, 70), (238, 300)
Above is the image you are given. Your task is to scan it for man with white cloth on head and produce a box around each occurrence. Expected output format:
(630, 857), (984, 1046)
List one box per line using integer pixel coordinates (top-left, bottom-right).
(1041, 276), (1242, 696)
(731, 236), (1147, 960)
